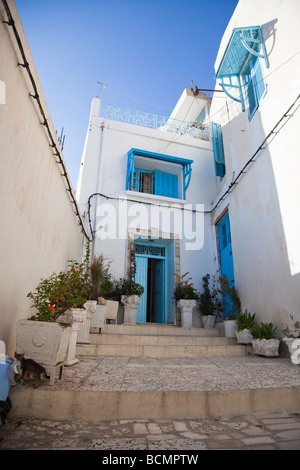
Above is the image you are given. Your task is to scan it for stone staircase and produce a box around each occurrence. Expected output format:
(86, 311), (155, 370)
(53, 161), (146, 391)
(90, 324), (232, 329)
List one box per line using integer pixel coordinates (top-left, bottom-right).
(9, 324), (300, 423)
(76, 323), (250, 358)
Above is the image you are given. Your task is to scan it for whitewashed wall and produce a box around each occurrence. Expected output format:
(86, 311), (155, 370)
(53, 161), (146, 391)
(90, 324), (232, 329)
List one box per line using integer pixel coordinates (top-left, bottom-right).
(0, 1), (85, 355)
(209, 0), (300, 334)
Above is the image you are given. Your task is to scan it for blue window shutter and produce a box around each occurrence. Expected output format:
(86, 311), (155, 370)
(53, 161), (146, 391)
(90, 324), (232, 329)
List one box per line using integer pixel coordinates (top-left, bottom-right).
(254, 59), (265, 102)
(196, 107), (206, 123)
(155, 171), (178, 198)
(126, 150), (135, 190)
(243, 55), (265, 120)
(211, 122), (226, 178)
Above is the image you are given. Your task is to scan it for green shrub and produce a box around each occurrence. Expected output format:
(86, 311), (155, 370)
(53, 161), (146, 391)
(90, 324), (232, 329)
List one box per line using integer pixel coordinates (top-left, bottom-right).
(251, 321), (277, 340)
(236, 310), (256, 332)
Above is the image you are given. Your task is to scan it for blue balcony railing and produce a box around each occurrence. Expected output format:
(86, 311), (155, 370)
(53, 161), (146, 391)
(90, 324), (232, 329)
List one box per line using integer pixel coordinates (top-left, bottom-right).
(99, 102), (209, 141)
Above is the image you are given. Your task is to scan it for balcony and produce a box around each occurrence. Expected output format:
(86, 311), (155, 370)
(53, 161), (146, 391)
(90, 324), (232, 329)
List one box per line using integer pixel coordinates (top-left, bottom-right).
(99, 102), (209, 141)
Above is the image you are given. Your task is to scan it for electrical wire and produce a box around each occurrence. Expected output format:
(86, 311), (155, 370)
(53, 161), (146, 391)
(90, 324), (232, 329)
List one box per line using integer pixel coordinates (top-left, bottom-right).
(87, 192), (211, 240)
(209, 92), (300, 213)
(86, 91), (300, 239)
(5, 0), (298, 244)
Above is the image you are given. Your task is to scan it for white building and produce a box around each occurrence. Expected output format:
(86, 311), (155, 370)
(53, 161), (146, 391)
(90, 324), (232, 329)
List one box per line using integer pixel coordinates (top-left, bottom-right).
(208, 0), (300, 335)
(77, 0), (300, 336)
(76, 90), (218, 326)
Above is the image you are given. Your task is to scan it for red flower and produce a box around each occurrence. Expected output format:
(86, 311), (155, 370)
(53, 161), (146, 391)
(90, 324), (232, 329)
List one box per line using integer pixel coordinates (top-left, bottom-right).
(48, 305), (55, 311)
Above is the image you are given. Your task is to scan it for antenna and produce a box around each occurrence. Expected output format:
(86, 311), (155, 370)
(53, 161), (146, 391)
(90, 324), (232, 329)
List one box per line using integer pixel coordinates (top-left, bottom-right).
(97, 81), (108, 97)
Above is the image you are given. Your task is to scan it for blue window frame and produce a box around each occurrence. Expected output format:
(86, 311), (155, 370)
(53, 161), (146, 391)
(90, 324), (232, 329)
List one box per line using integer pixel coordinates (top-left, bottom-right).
(126, 148), (192, 199)
(215, 26), (269, 119)
(211, 122), (225, 178)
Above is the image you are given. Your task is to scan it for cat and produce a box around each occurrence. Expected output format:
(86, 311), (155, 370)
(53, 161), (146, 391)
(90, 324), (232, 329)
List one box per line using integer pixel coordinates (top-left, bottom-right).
(14, 353), (49, 388)
(0, 397), (12, 426)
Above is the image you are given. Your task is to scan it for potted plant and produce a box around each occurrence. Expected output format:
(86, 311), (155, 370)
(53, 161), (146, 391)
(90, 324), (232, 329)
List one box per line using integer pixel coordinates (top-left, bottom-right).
(77, 247), (103, 342)
(236, 310), (256, 344)
(251, 321), (280, 357)
(218, 275), (241, 337)
(17, 271), (76, 384)
(89, 254), (114, 330)
(174, 272), (199, 328)
(23, 251), (96, 369)
(56, 256), (98, 363)
(199, 274), (222, 329)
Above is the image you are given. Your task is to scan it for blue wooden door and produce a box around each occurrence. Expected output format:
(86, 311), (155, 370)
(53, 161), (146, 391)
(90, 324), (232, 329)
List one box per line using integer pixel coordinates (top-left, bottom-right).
(154, 260), (165, 323)
(135, 257), (147, 323)
(218, 213), (235, 317)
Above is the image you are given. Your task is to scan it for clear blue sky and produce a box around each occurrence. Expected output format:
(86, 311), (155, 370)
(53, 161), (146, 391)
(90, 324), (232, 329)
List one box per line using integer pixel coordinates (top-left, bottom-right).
(14, 0), (239, 189)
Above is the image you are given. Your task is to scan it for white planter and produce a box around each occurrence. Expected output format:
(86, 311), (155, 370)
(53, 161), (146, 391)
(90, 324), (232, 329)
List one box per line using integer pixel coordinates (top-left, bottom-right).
(252, 338), (280, 357)
(224, 320), (238, 338)
(177, 299), (198, 329)
(57, 308), (85, 366)
(77, 301), (97, 344)
(16, 320), (72, 385)
(121, 295), (141, 324)
(105, 300), (119, 324)
(202, 315), (216, 329)
(236, 328), (253, 344)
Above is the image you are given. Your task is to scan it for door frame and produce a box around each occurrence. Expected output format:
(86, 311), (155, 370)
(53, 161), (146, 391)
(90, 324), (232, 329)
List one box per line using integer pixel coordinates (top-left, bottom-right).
(135, 241), (167, 324)
(216, 210), (235, 317)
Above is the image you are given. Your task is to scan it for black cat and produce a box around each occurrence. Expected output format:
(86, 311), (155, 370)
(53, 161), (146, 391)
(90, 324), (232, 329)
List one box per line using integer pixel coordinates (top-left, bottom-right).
(14, 353), (49, 387)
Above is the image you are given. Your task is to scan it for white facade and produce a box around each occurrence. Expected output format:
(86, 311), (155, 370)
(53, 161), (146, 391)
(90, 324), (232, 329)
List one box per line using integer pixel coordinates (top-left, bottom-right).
(76, 91), (218, 325)
(209, 0), (300, 335)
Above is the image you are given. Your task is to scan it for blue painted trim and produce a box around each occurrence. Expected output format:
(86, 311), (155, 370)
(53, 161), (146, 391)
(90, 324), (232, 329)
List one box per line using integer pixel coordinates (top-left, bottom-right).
(183, 163), (192, 200)
(219, 76), (245, 111)
(126, 149), (135, 190)
(212, 122), (226, 178)
(135, 243), (166, 260)
(217, 26), (269, 78)
(135, 242), (167, 324)
(216, 25), (269, 114)
(129, 148), (193, 166)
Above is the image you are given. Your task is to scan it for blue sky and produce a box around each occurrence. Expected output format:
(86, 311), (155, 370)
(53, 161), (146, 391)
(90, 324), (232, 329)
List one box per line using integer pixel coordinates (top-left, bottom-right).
(14, 0), (239, 188)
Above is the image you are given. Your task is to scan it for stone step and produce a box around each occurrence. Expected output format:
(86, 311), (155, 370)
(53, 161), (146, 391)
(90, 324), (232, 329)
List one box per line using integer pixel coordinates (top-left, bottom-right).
(76, 341), (250, 358)
(101, 323), (225, 337)
(77, 323), (248, 358)
(88, 333), (236, 346)
(9, 356), (300, 422)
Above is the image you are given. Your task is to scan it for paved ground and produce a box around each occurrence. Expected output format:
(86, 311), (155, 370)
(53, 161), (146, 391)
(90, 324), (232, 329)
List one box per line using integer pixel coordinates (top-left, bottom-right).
(10, 354), (300, 393)
(1, 354), (300, 450)
(1, 411), (300, 450)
